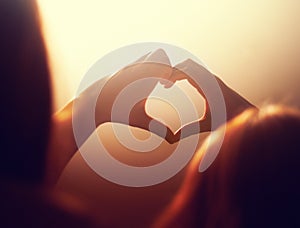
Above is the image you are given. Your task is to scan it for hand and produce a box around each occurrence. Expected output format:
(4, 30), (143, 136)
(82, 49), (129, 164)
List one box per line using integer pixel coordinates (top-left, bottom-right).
(168, 59), (255, 141)
(47, 50), (176, 184)
(80, 49), (176, 140)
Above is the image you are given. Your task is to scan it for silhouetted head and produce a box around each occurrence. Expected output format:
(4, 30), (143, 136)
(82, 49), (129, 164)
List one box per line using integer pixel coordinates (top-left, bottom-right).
(156, 105), (300, 227)
(0, 0), (52, 185)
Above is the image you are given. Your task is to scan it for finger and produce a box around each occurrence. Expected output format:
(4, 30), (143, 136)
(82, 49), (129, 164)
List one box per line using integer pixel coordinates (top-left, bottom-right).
(129, 99), (176, 141)
(143, 48), (171, 66)
(132, 52), (151, 63)
(142, 49), (172, 82)
(162, 80), (175, 88)
(174, 118), (211, 141)
(114, 49), (173, 84)
(171, 59), (212, 83)
(171, 59), (216, 97)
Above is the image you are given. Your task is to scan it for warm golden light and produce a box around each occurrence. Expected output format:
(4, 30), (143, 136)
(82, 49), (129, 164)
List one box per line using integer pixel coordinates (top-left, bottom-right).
(35, 2), (300, 226)
(37, 0), (300, 111)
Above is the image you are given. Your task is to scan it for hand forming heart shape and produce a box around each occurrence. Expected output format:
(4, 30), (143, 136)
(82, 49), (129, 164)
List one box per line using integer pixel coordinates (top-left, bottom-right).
(79, 49), (254, 144)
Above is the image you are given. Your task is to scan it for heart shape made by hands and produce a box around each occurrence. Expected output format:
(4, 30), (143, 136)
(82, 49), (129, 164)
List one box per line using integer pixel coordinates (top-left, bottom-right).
(137, 49), (209, 138)
(95, 49), (216, 143)
(146, 74), (206, 135)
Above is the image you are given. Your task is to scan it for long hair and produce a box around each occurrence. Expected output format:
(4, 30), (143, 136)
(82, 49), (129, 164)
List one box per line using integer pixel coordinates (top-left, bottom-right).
(0, 0), (52, 184)
(156, 105), (300, 227)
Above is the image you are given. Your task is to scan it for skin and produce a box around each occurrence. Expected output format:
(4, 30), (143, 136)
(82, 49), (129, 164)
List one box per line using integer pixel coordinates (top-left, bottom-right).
(47, 55), (254, 185)
(47, 50), (174, 184)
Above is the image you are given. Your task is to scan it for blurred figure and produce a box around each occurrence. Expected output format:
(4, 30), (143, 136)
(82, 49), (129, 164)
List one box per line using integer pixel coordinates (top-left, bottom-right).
(0, 0), (97, 226)
(0, 0), (178, 227)
(1, 183), (97, 227)
(154, 105), (300, 227)
(0, 0), (51, 185)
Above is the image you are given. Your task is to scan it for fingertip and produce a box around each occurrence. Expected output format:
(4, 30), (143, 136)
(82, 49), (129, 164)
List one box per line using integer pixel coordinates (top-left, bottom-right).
(160, 80), (174, 88)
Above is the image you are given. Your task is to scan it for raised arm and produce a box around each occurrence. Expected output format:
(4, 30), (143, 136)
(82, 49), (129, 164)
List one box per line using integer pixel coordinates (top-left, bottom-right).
(46, 50), (175, 184)
(170, 59), (256, 140)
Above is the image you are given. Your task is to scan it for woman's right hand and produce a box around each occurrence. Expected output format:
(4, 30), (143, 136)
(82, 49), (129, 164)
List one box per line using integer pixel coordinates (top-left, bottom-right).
(168, 59), (255, 141)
